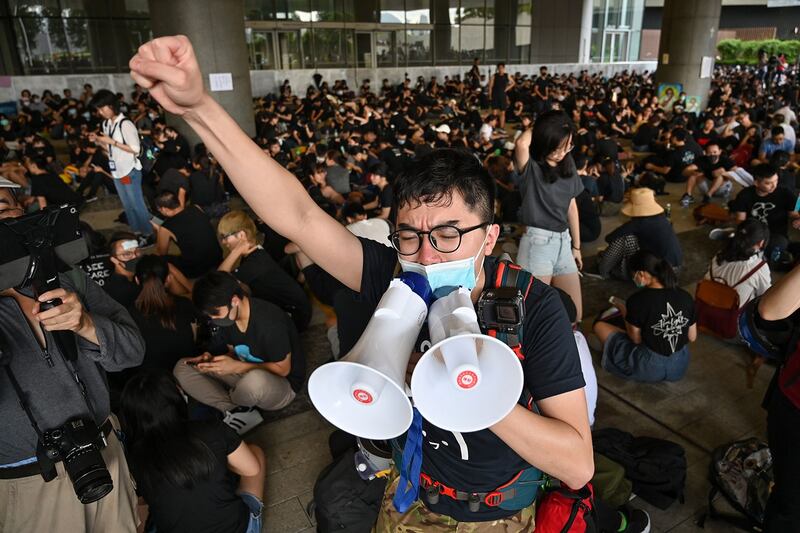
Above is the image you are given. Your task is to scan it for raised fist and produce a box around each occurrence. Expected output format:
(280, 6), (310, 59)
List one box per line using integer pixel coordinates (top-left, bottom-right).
(129, 35), (205, 116)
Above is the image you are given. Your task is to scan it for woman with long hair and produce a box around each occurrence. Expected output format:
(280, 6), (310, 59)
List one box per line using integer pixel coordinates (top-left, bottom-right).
(705, 219), (771, 306)
(132, 255), (200, 371)
(593, 251), (697, 382)
(514, 110), (584, 320)
(119, 370), (266, 533)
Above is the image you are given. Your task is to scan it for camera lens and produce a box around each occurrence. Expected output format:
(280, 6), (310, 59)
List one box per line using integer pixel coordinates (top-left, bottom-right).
(63, 447), (113, 504)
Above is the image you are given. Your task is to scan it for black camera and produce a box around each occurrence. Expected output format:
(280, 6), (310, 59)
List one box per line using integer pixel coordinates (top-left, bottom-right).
(41, 418), (113, 504)
(477, 286), (525, 332)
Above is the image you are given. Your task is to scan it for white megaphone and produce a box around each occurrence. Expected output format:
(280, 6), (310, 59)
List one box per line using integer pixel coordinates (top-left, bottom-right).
(411, 287), (524, 433)
(308, 274), (431, 440)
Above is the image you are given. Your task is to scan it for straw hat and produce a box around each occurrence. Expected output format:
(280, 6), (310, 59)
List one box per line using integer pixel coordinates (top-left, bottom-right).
(621, 188), (664, 217)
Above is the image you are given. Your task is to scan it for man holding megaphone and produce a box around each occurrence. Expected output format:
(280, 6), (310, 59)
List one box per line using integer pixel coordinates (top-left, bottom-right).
(130, 36), (593, 530)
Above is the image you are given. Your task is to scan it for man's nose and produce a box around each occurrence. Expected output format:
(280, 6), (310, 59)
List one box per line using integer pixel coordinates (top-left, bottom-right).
(416, 235), (440, 265)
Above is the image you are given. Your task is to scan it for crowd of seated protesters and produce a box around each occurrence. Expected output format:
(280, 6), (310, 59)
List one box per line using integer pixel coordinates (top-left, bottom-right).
(0, 57), (798, 532)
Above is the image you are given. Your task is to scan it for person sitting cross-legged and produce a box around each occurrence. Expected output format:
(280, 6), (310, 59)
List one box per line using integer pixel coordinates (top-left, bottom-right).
(174, 272), (306, 435)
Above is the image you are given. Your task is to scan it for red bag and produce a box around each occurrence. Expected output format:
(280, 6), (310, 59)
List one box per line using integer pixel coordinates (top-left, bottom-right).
(695, 261), (766, 339)
(535, 484), (596, 533)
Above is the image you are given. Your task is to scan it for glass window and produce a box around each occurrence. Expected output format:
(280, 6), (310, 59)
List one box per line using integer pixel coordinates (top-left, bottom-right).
(248, 30), (276, 69)
(276, 0), (312, 21)
(406, 28), (430, 65)
(7, 1), (59, 16)
(460, 24), (483, 61)
(516, 0), (531, 26)
(433, 24), (459, 65)
(277, 29), (302, 68)
(123, 18), (152, 60)
(315, 28), (346, 67)
(459, 0), (484, 25)
(311, 0), (346, 21)
(245, 0), (275, 19)
(510, 24), (530, 63)
(380, 0), (404, 23)
(375, 30), (398, 67)
(405, 0), (430, 24)
(15, 16), (70, 73)
(124, 0), (149, 17)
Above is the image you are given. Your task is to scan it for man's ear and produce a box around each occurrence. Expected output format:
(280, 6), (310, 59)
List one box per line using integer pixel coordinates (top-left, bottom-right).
(484, 223), (501, 255)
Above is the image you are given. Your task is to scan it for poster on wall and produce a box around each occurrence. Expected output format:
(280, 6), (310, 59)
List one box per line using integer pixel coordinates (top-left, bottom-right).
(685, 96), (702, 114)
(657, 83), (683, 111)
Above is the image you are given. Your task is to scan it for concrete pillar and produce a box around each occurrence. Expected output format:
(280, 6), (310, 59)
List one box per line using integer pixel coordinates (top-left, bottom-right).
(655, 0), (721, 110)
(147, 0), (255, 146)
(578, 0), (593, 64)
(0, 0), (23, 75)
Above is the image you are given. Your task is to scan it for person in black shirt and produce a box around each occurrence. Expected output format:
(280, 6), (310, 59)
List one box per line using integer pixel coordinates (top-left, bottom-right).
(135, 42), (591, 528)
(157, 167), (190, 208)
(119, 371), (266, 533)
(361, 162), (393, 220)
(597, 157), (630, 216)
(174, 272), (305, 434)
(729, 164), (800, 262)
(631, 115), (661, 152)
(104, 232), (143, 307)
(154, 190), (223, 278)
(24, 157), (81, 208)
(488, 63), (514, 129)
(594, 251), (696, 382)
(682, 141), (737, 205)
(217, 210), (311, 332)
(599, 188), (682, 279)
(188, 154), (223, 207)
(576, 188), (601, 243)
(644, 128), (702, 186)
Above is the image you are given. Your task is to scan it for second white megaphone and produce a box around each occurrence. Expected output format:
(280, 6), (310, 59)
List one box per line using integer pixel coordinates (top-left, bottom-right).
(411, 287), (524, 433)
(308, 275), (430, 440)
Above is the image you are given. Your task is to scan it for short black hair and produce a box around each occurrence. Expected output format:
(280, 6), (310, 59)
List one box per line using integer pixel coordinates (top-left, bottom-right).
(89, 89), (119, 113)
(671, 128), (688, 142)
(752, 164), (778, 181)
(392, 149), (494, 224)
(192, 271), (245, 315)
(769, 150), (791, 169)
(770, 126), (785, 137)
(155, 191), (180, 210)
(342, 202), (365, 220)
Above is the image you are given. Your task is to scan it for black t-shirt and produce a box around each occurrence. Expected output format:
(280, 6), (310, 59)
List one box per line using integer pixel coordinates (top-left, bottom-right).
(234, 248), (310, 324)
(667, 145), (700, 178)
(358, 238), (585, 521)
(162, 206), (223, 277)
(632, 123), (659, 147)
(158, 168), (190, 196)
(131, 297), (199, 371)
(102, 272), (140, 308)
(79, 253), (113, 288)
(693, 130), (718, 149)
(138, 419), (249, 533)
(218, 298), (306, 392)
(729, 186), (796, 236)
(378, 184), (393, 210)
(598, 172), (625, 203)
(626, 287), (696, 356)
(606, 215), (683, 268)
(189, 169), (220, 206)
(30, 172), (80, 206)
(576, 189), (601, 242)
(595, 138), (619, 161)
(697, 155), (735, 178)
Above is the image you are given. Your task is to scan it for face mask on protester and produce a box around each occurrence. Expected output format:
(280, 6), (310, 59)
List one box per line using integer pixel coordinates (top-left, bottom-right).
(398, 232), (488, 298)
(211, 304), (238, 327)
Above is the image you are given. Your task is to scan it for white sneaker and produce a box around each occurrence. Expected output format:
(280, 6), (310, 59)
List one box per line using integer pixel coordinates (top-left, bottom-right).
(223, 407), (264, 435)
(709, 227), (735, 241)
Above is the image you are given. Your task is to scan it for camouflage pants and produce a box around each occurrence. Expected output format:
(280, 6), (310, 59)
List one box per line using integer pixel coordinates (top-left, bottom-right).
(373, 472), (536, 532)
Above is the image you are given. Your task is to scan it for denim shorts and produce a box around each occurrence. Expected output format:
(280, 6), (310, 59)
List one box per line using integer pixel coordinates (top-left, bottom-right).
(516, 226), (578, 278)
(601, 332), (690, 383)
(240, 491), (264, 533)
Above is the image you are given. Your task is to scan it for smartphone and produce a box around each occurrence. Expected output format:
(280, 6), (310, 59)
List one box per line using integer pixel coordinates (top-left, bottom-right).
(150, 215), (164, 226)
(608, 296), (625, 308)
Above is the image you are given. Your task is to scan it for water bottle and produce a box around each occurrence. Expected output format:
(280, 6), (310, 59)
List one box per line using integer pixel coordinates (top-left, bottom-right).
(665, 203), (672, 220)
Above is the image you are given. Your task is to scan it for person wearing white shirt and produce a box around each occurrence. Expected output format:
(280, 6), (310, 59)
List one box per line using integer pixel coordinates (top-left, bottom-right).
(89, 89), (152, 237)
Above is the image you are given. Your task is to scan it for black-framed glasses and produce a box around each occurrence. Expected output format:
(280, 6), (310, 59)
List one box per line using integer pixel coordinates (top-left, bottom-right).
(389, 222), (491, 256)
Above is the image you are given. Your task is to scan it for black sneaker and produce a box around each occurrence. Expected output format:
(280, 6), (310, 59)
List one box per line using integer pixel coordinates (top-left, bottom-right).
(619, 506), (650, 533)
(679, 193), (695, 207)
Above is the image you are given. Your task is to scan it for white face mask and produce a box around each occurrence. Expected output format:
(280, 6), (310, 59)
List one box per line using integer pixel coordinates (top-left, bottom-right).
(397, 232), (488, 299)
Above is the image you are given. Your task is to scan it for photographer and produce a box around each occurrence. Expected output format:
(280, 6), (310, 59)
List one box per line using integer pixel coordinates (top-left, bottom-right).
(0, 185), (145, 532)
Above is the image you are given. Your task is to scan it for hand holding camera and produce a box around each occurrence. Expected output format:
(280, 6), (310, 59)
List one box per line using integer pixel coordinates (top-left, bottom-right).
(33, 288), (96, 343)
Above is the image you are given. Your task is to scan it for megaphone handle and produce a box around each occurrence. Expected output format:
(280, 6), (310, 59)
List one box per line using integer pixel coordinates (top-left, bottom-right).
(392, 409), (424, 514)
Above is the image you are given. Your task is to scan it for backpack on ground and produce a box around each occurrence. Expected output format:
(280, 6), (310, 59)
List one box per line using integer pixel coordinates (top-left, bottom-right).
(697, 438), (773, 532)
(312, 431), (388, 533)
(535, 483), (597, 533)
(592, 428), (687, 510)
(591, 452), (632, 508)
(695, 260), (766, 339)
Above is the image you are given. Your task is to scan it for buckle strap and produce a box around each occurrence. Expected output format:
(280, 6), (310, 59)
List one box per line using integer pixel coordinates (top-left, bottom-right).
(419, 473), (517, 510)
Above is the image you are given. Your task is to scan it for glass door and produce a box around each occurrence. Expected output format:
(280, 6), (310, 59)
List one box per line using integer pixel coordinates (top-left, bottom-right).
(277, 30), (302, 69)
(602, 30), (628, 62)
(250, 30), (276, 70)
(355, 31), (373, 69)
